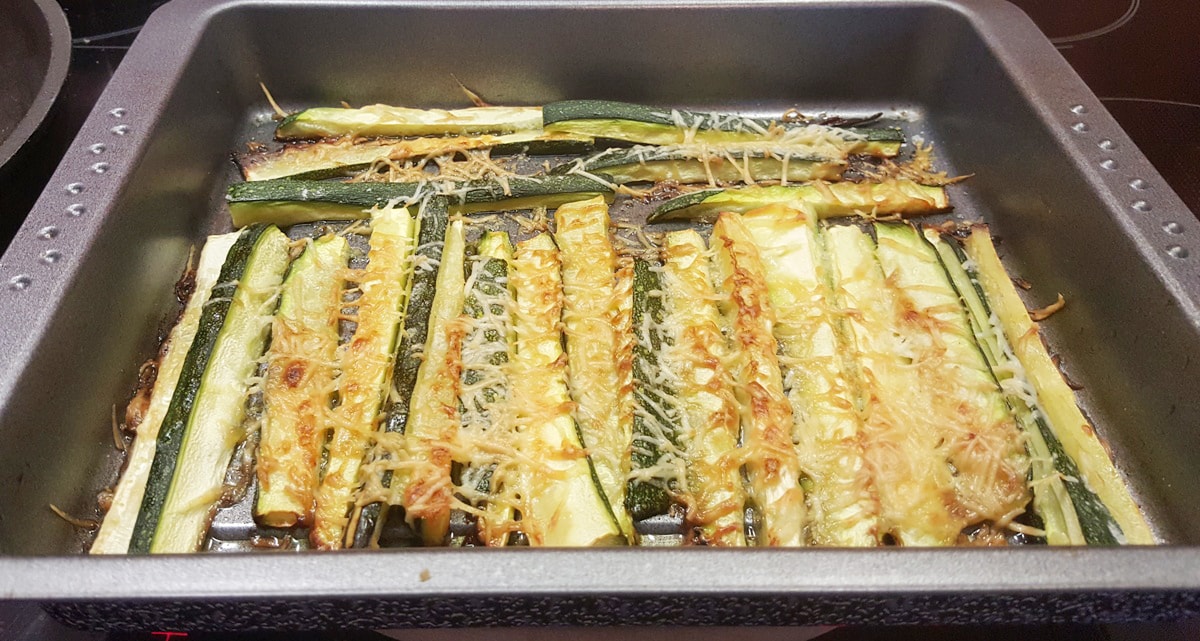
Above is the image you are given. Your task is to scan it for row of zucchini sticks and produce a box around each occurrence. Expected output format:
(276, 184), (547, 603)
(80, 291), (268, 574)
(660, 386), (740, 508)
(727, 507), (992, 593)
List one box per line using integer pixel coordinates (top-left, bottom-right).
(89, 99), (1150, 553)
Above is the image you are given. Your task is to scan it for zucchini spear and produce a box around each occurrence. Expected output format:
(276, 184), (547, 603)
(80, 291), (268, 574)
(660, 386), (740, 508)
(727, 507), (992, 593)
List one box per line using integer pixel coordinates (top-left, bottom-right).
(459, 232), (519, 546)
(543, 100), (903, 156)
(130, 224), (292, 554)
(91, 232), (239, 555)
(551, 145), (844, 185)
(931, 230), (1099, 545)
(226, 176), (615, 228)
(710, 213), (807, 546)
(625, 257), (687, 526)
(276, 105), (543, 140)
(740, 206), (880, 546)
(873, 223), (1030, 540)
(825, 224), (965, 546)
(255, 234), (350, 528)
(661, 230), (747, 546)
(238, 131), (595, 182)
(555, 196), (634, 537)
(310, 204), (417, 549)
(649, 180), (948, 223)
(396, 218), (468, 546)
(961, 226), (1153, 544)
(348, 198), (449, 548)
(506, 233), (625, 546)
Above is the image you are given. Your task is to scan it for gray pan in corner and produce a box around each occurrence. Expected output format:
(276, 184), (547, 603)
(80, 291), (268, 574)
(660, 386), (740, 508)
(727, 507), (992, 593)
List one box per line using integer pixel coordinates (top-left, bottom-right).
(1, 0), (1200, 631)
(0, 0), (71, 172)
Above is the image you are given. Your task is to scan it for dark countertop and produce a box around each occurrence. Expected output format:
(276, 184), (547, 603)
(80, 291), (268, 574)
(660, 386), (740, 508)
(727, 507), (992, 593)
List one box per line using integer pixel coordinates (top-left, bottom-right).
(1, 0), (1198, 639)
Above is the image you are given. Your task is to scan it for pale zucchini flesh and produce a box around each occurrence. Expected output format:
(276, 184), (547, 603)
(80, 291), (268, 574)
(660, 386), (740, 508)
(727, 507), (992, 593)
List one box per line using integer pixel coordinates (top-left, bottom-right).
(349, 198), (449, 548)
(648, 180), (949, 223)
(239, 131), (595, 182)
(554, 196), (633, 538)
(929, 230), (1088, 545)
(825, 224), (964, 546)
(710, 213), (807, 547)
(553, 145), (845, 186)
(461, 231), (518, 547)
(873, 223), (1030, 535)
(90, 233), (239, 555)
(255, 234), (350, 528)
(226, 176), (615, 229)
(310, 205), (417, 549)
(541, 100), (903, 156)
(625, 257), (687, 526)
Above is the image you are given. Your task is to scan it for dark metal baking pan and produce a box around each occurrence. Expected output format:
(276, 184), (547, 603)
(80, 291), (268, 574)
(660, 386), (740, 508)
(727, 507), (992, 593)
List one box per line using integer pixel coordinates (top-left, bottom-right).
(2, 0), (1200, 630)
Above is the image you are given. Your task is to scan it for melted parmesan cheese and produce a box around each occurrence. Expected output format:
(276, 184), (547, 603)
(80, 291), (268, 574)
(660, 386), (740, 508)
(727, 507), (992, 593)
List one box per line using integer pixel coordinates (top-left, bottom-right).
(256, 235), (349, 528)
(710, 213), (807, 547)
(310, 204), (416, 549)
(873, 227), (1029, 532)
(501, 234), (623, 546)
(661, 230), (747, 546)
(825, 224), (962, 546)
(397, 220), (468, 545)
(741, 205), (880, 546)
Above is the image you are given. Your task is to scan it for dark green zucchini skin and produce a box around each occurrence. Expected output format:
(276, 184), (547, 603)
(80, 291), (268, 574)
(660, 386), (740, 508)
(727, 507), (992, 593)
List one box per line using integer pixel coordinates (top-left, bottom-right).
(542, 100), (903, 143)
(543, 100), (683, 127)
(350, 198), (450, 548)
(625, 258), (682, 522)
(942, 236), (1120, 546)
(227, 175), (614, 209)
(129, 224), (272, 554)
(490, 138), (597, 157)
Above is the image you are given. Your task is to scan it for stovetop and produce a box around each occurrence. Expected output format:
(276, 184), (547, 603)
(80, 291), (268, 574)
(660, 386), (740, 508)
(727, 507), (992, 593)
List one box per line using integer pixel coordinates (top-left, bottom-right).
(1, 0), (1198, 638)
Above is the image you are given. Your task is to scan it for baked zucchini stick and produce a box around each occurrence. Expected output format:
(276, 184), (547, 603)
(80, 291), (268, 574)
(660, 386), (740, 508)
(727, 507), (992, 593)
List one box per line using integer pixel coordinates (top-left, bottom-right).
(625, 257), (687, 528)
(255, 234), (349, 528)
(553, 146), (845, 186)
(310, 205), (416, 549)
(398, 219), (468, 546)
(662, 230), (747, 546)
(91, 233), (239, 554)
(239, 131), (592, 182)
(349, 198), (448, 548)
(460, 232), (518, 546)
(507, 233), (625, 546)
(555, 196), (633, 537)
(649, 180), (948, 223)
(962, 226), (1153, 544)
(742, 205), (880, 546)
(710, 213), (806, 547)
(874, 223), (1030, 541)
(825, 224), (963, 545)
(131, 224), (291, 553)
(276, 105), (543, 140)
